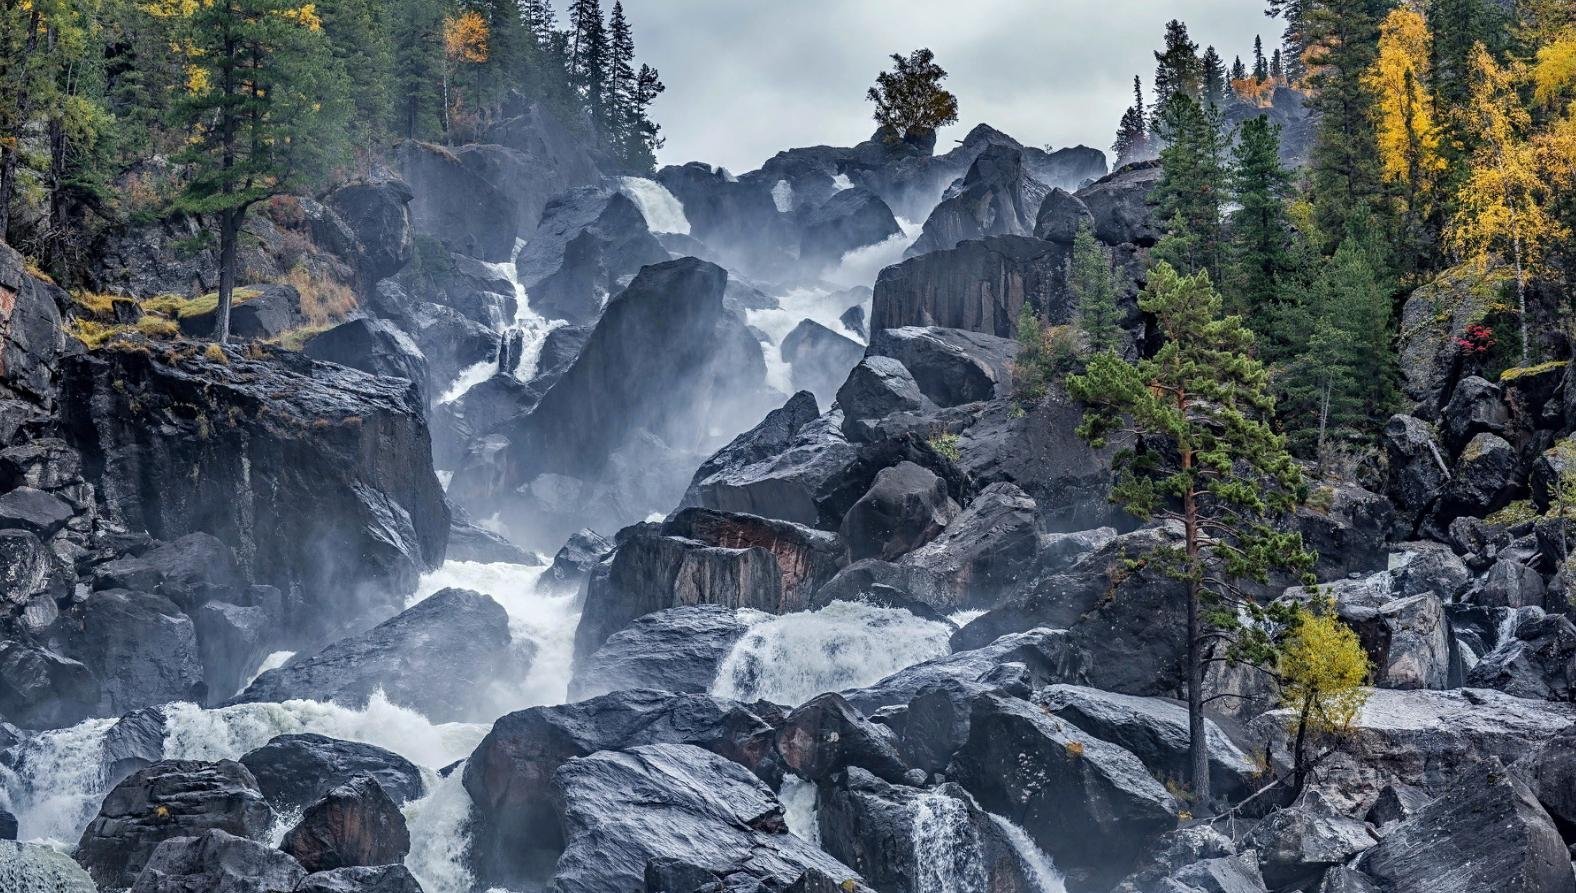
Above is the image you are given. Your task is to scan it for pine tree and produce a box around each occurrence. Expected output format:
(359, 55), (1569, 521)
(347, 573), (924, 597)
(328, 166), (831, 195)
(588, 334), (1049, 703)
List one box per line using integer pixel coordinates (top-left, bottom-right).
(319, 0), (394, 165)
(1267, 0), (1314, 84)
(524, 0), (558, 49)
(1068, 262), (1315, 812)
(392, 0), (444, 139)
(1270, 48), (1285, 81)
(1114, 75), (1149, 164)
(1227, 116), (1297, 349)
(478, 0), (529, 121)
(866, 48), (960, 138)
(1300, 0), (1389, 243)
(172, 0), (351, 342)
(567, 0), (608, 126)
(1153, 19), (1203, 120)
(1151, 93), (1227, 278)
(1430, 0), (1510, 207)
(606, 1), (636, 151)
(1070, 222), (1124, 354)
(1253, 35), (1270, 81)
(1202, 46), (1226, 107)
(627, 63), (665, 170)
(1232, 55), (1248, 83)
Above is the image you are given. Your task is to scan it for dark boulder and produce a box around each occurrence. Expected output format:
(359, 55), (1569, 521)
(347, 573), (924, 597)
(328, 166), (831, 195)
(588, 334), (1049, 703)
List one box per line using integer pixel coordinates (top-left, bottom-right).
(1441, 432), (1520, 520)
(127, 829), (305, 893)
(393, 140), (518, 262)
(948, 693), (1180, 889)
(176, 283), (306, 341)
(657, 162), (796, 281)
(1441, 375), (1511, 454)
(1466, 612), (1576, 700)
(836, 356), (933, 441)
(462, 690), (780, 889)
(872, 235), (1072, 339)
(1307, 575), (1451, 690)
(480, 104), (607, 231)
(570, 605), (753, 700)
(1520, 723), (1576, 831)
(323, 178), (415, 291)
(239, 734), (423, 813)
(781, 319), (864, 408)
(1075, 160), (1163, 247)
(54, 589), (205, 717)
(0, 638), (99, 728)
(516, 187), (668, 325)
(1383, 414), (1451, 528)
(1474, 558), (1548, 609)
(1396, 265), (1497, 417)
(0, 486), (72, 537)
(0, 528), (54, 606)
(75, 759), (272, 890)
(547, 744), (858, 893)
(1034, 187), (1096, 244)
(281, 777), (409, 873)
(91, 532), (243, 612)
(446, 505), (538, 565)
(839, 461), (959, 562)
(193, 599), (278, 703)
(0, 240), (68, 409)
(775, 693), (910, 784)
(796, 187), (901, 269)
(868, 326), (1017, 408)
(543, 527), (612, 594)
(1359, 760), (1573, 893)
(842, 628), (1070, 715)
(295, 865), (425, 893)
(1242, 792), (1376, 891)
(1293, 481), (1395, 580)
(906, 145), (1050, 257)
(898, 482), (1039, 611)
(303, 319), (428, 406)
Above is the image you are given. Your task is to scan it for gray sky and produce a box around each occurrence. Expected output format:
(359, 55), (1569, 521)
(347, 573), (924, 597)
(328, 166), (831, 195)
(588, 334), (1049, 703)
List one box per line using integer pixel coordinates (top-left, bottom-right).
(617, 0), (1277, 173)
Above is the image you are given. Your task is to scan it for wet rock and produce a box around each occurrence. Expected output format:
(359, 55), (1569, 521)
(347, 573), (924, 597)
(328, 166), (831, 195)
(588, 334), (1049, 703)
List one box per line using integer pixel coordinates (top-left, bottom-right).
(1310, 575), (1451, 690)
(234, 588), (529, 723)
(1466, 613), (1576, 700)
(898, 482), (1038, 610)
(0, 839), (96, 892)
(0, 487), (72, 537)
(1112, 826), (1240, 893)
(394, 140), (518, 262)
(127, 828), (305, 893)
(281, 776), (409, 872)
(55, 588), (205, 716)
(796, 187), (900, 269)
(776, 693), (909, 784)
(840, 461), (959, 562)
(1167, 854), (1270, 893)
(92, 533), (244, 612)
(0, 810), (14, 841)
(906, 145), (1050, 257)
(781, 319), (863, 407)
(462, 690), (780, 889)
(239, 734), (423, 812)
(446, 505), (538, 565)
(1075, 160), (1163, 247)
(1034, 685), (1259, 801)
(192, 600), (276, 703)
(75, 759), (273, 889)
(1383, 414), (1451, 528)
(176, 283), (306, 341)
(1364, 783), (1432, 831)
(1243, 792), (1376, 890)
(303, 319), (427, 406)
(1359, 760), (1573, 893)
(548, 744), (858, 893)
(840, 304), (868, 340)
(872, 235), (1072, 339)
(0, 529), (53, 606)
(0, 638), (99, 729)
(323, 178), (415, 291)
(1389, 541), (1472, 601)
(1034, 187), (1096, 243)
(1474, 558), (1547, 609)
(543, 528), (612, 594)
(948, 693), (1180, 889)
(0, 437), (82, 496)
(837, 357), (933, 441)
(517, 187), (669, 324)
(1294, 482), (1395, 580)
(657, 161), (796, 280)
(570, 605), (754, 700)
(867, 326), (1017, 408)
(1318, 867), (1384, 893)
(1441, 376), (1510, 454)
(0, 240), (68, 408)
(1520, 723), (1576, 830)
(842, 628), (1070, 714)
(1441, 432), (1520, 520)
(294, 865), (425, 893)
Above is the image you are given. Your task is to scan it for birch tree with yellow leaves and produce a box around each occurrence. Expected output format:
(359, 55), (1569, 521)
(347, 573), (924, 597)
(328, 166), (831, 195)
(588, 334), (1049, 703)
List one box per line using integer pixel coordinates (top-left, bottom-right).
(1366, 6), (1444, 277)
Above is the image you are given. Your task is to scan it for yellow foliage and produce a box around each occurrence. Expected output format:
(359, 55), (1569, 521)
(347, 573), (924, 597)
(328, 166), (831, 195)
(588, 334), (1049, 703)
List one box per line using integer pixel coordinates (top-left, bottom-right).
(280, 4), (321, 32)
(1279, 603), (1370, 737)
(1230, 77), (1278, 107)
(185, 63), (209, 94)
(1533, 28), (1576, 108)
(1367, 8), (1444, 187)
(444, 11), (489, 64)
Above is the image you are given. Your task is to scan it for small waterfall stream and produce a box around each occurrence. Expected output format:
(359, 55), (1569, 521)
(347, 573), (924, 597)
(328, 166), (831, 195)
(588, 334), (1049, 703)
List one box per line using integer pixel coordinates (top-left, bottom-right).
(438, 240), (563, 407)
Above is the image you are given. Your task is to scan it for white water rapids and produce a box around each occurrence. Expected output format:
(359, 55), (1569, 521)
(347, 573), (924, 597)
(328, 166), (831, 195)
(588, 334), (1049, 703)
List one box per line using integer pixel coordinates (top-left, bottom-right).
(438, 240), (564, 407)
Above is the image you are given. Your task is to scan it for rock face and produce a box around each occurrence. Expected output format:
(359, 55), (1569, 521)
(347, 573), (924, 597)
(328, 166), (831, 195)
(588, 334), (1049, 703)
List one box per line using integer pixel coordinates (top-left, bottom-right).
(323, 178), (415, 294)
(782, 319), (864, 408)
(1360, 761), (1573, 893)
(303, 319), (427, 406)
(1397, 264), (1498, 417)
(1242, 792), (1375, 890)
(776, 693), (910, 784)
(127, 829), (306, 893)
(906, 145), (1050, 257)
(61, 346), (447, 641)
(1075, 161), (1163, 247)
(75, 759), (273, 890)
(796, 186), (901, 269)
(281, 777), (410, 873)
(1467, 613), (1576, 700)
(570, 605), (754, 700)
(394, 140), (519, 262)
(839, 461), (959, 562)
(462, 690), (780, 889)
(238, 734), (423, 812)
(52, 588), (205, 716)
(0, 840), (97, 892)
(294, 865), (425, 893)
(516, 187), (669, 324)
(547, 744), (858, 893)
(234, 588), (530, 723)
(872, 235), (1072, 338)
(1314, 575), (1452, 690)
(867, 327), (1017, 407)
(899, 481), (1039, 610)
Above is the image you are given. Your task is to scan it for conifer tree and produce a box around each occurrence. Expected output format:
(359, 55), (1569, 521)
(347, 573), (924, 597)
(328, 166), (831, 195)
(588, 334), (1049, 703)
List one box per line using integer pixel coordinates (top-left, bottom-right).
(1253, 35), (1270, 81)
(567, 0), (608, 125)
(524, 0), (558, 50)
(1068, 262), (1315, 812)
(606, 1), (636, 150)
(1430, 0), (1510, 205)
(319, 0), (394, 164)
(1270, 48), (1285, 81)
(1300, 0), (1388, 243)
(1227, 116), (1297, 349)
(392, 0), (445, 139)
(1114, 75), (1149, 164)
(1202, 47), (1226, 107)
(1151, 93), (1227, 278)
(1153, 19), (1203, 123)
(628, 63), (665, 169)
(1070, 222), (1123, 354)
(1232, 55), (1248, 83)
(1366, 6), (1444, 279)
(866, 48), (960, 138)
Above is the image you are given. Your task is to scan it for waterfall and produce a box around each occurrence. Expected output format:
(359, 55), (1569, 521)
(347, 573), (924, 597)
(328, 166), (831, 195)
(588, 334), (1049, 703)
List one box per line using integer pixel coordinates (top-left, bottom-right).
(987, 814), (1067, 892)
(404, 769), (479, 892)
(617, 177), (692, 235)
(832, 173), (854, 191)
(824, 216), (923, 290)
(911, 791), (989, 893)
(439, 240), (564, 407)
(779, 775), (821, 846)
(772, 179), (795, 213)
(3, 717), (116, 846)
(710, 601), (952, 706)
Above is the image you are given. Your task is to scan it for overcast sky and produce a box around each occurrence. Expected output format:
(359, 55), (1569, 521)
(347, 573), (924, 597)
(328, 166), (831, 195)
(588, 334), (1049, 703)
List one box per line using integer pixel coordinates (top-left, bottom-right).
(616, 0), (1277, 173)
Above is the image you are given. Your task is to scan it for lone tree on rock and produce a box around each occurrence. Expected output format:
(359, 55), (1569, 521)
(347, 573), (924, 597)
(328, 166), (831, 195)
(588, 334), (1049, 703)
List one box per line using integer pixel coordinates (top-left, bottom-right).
(1068, 262), (1315, 813)
(866, 48), (959, 140)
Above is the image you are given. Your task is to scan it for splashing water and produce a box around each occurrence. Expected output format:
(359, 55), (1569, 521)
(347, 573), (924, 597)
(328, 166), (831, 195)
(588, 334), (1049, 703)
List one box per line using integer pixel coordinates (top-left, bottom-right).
(832, 173), (854, 191)
(745, 284), (873, 393)
(3, 717), (116, 846)
(824, 217), (923, 290)
(772, 179), (795, 213)
(439, 240), (563, 406)
(618, 177), (691, 235)
(912, 792), (988, 893)
(711, 601), (953, 706)
(244, 651), (295, 689)
(987, 814), (1067, 893)
(404, 768), (480, 892)
(779, 775), (821, 846)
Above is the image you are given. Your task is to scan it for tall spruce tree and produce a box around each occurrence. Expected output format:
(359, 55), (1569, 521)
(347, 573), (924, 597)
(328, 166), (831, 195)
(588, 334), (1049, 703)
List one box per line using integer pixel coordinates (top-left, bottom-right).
(1153, 19), (1203, 123)
(319, 0), (394, 164)
(1070, 222), (1124, 353)
(1202, 46), (1227, 107)
(1114, 75), (1149, 164)
(606, 1), (636, 152)
(1301, 0), (1389, 244)
(1232, 55), (1248, 83)
(1068, 262), (1315, 812)
(568, 0), (608, 126)
(1254, 35), (1270, 80)
(1227, 116), (1298, 350)
(392, 0), (444, 139)
(1270, 47), (1285, 81)
(1151, 92), (1227, 278)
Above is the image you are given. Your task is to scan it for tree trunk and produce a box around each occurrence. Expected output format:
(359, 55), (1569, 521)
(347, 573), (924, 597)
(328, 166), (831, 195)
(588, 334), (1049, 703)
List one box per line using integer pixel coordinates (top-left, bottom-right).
(1316, 378), (1331, 473)
(1291, 694), (1313, 798)
(213, 209), (239, 343)
(1180, 423), (1212, 813)
(0, 145), (15, 244)
(1514, 231), (1528, 366)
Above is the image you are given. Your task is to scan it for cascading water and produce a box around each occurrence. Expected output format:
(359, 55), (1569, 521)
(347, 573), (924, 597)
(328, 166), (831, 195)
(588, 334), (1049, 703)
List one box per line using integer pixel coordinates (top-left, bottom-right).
(772, 179), (796, 213)
(778, 775), (821, 846)
(987, 814), (1067, 893)
(911, 791), (990, 893)
(825, 216), (923, 290)
(438, 240), (564, 407)
(831, 173), (854, 191)
(617, 177), (692, 235)
(711, 601), (953, 706)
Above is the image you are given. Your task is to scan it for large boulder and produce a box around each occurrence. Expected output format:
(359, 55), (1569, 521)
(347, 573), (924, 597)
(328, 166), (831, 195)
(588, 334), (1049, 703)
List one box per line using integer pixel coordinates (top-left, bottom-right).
(867, 326), (1017, 408)
(1359, 760), (1573, 893)
(481, 103), (607, 232)
(0, 486), (72, 537)
(238, 734), (423, 813)
(836, 356), (933, 442)
(233, 588), (529, 723)
(1396, 264), (1498, 418)
(1242, 793), (1376, 891)
(0, 840), (96, 892)
(905, 145), (1050, 257)
(303, 319), (428, 406)
(461, 690), (780, 889)
(872, 235), (1072, 338)
(1519, 722), (1576, 830)
(1293, 481), (1396, 580)
(393, 140), (518, 262)
(280, 777), (409, 873)
(175, 283), (307, 342)
(542, 527), (612, 594)
(1466, 612), (1576, 700)
(61, 346), (448, 640)
(1309, 575), (1452, 690)
(948, 693), (1181, 889)
(775, 693), (909, 784)
(898, 482), (1039, 611)
(52, 588), (205, 716)
(0, 638), (100, 728)
(1383, 414), (1451, 529)
(1074, 161), (1163, 247)
(127, 829), (305, 893)
(294, 865), (424, 893)
(842, 628), (1070, 715)
(796, 186), (901, 269)
(657, 161), (796, 280)
(569, 605), (755, 700)
(547, 744), (859, 893)
(192, 597), (283, 703)
(1034, 187), (1096, 244)
(1441, 375), (1511, 454)
(516, 187), (668, 324)
(323, 178), (415, 293)
(90, 532), (244, 613)
(781, 319), (864, 408)
(839, 461), (959, 562)
(0, 240), (68, 409)
(75, 760), (272, 889)
(1440, 432), (1520, 520)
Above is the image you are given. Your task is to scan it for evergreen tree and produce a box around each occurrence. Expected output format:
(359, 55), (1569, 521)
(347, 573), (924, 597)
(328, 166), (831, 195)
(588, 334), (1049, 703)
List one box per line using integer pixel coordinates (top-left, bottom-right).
(1068, 262), (1315, 812)
(319, 0), (394, 164)
(627, 63), (665, 170)
(1202, 46), (1226, 107)
(1366, 6), (1444, 279)
(568, 0), (608, 126)
(1070, 222), (1124, 353)
(392, 0), (444, 139)
(1113, 75), (1149, 164)
(479, 0), (529, 120)
(1151, 93), (1227, 278)
(606, 1), (636, 147)
(1253, 35), (1270, 81)
(1300, 0), (1389, 243)
(1267, 0), (1313, 84)
(1153, 19), (1203, 120)
(1270, 47), (1285, 81)
(1430, 0), (1509, 205)
(172, 0), (351, 342)
(1232, 55), (1248, 83)
(865, 48), (960, 138)
(524, 0), (558, 49)
(1227, 116), (1298, 350)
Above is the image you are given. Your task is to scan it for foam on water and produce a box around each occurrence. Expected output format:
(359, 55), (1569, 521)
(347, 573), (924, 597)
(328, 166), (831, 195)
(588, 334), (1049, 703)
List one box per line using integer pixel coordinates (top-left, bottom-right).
(618, 176), (691, 234)
(438, 240), (563, 406)
(3, 717), (116, 845)
(244, 650), (295, 689)
(824, 216), (923, 290)
(772, 179), (795, 213)
(912, 791), (988, 893)
(711, 601), (953, 706)
(832, 173), (854, 191)
(988, 813), (1067, 892)
(404, 768), (479, 892)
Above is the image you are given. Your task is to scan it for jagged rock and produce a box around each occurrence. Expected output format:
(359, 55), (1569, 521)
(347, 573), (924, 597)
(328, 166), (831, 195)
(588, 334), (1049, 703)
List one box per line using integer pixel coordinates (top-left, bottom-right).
(1441, 432), (1520, 520)
(897, 482), (1039, 610)
(1390, 542), (1472, 601)
(281, 777), (409, 873)
(1075, 161), (1163, 247)
(294, 865), (425, 893)
(61, 346), (448, 640)
(517, 187), (669, 324)
(0, 839), (96, 892)
(1318, 867), (1384, 893)
(127, 829), (305, 893)
(817, 768), (1048, 893)
(837, 357), (932, 441)
(948, 693), (1180, 889)
(548, 744), (858, 893)
(0, 638), (99, 728)
(840, 304), (868, 340)
(92, 533), (244, 612)
(796, 187), (900, 268)
(1294, 481), (1395, 580)
(1475, 558), (1548, 609)
(0, 240), (68, 408)
(446, 505), (538, 565)
(394, 140), (518, 262)
(1303, 575), (1451, 690)
(906, 145), (1049, 258)
(872, 235), (1072, 338)
(1243, 792), (1376, 890)
(1250, 688), (1576, 815)
(1466, 613), (1576, 700)
(53, 588), (205, 716)
(1034, 685), (1259, 801)
(0, 487), (72, 537)
(839, 461), (959, 562)
(1112, 826), (1240, 893)
(776, 693), (909, 784)
(0, 529), (53, 606)
(657, 161), (796, 280)
(1034, 187), (1096, 243)
(323, 178), (415, 292)
(75, 760), (272, 889)
(1396, 265), (1498, 417)
(193, 599), (277, 703)
(0, 811), (14, 841)
(781, 319), (864, 407)
(842, 628), (1070, 714)
(570, 605), (753, 700)
(0, 436), (82, 493)
(1384, 414), (1452, 527)
(103, 707), (169, 781)
(235, 588), (529, 723)
(480, 103), (607, 231)
(1365, 783), (1432, 831)
(1167, 854), (1270, 893)
(867, 326), (1017, 408)
(394, 295), (498, 392)
(1441, 375), (1511, 454)
(543, 528), (612, 594)
(239, 734), (423, 812)
(1520, 723), (1576, 830)
(303, 319), (427, 406)
(1359, 760), (1573, 893)
(665, 508), (842, 606)
(462, 690), (780, 889)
